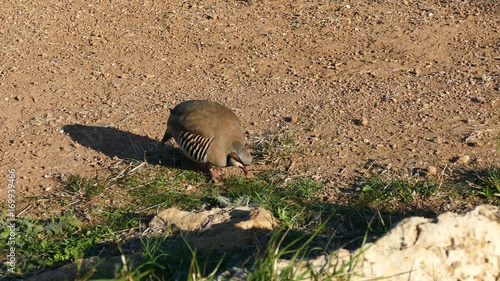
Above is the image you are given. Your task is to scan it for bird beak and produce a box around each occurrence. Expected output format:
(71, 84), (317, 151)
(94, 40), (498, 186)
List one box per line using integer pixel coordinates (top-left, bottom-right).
(229, 152), (249, 176)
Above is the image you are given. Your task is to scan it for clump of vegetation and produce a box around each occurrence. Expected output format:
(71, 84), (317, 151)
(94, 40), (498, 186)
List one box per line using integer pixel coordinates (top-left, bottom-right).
(0, 211), (115, 277)
(357, 177), (437, 211)
(471, 166), (500, 200)
(2, 158), (498, 280)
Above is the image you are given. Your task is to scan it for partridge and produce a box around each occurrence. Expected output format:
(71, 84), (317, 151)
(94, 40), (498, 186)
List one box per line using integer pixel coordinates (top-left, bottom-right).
(161, 100), (252, 178)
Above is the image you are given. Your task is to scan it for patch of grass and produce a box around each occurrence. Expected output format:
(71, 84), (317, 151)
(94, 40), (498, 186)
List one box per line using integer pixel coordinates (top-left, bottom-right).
(221, 175), (323, 228)
(246, 225), (367, 281)
(98, 207), (151, 232)
(122, 235), (232, 280)
(471, 166), (500, 200)
(357, 177), (437, 211)
(251, 128), (302, 166)
(65, 174), (110, 198)
(248, 227), (325, 281)
(118, 165), (325, 229)
(125, 169), (208, 211)
(0, 211), (116, 277)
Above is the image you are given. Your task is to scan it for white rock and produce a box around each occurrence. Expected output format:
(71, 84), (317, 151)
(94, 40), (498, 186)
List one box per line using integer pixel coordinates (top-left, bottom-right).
(269, 205), (500, 281)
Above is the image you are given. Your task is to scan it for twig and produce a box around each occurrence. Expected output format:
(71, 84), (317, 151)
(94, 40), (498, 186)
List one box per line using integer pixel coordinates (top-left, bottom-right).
(136, 203), (162, 213)
(68, 199), (81, 206)
(111, 162), (133, 180)
(129, 162), (146, 174)
(17, 204), (32, 217)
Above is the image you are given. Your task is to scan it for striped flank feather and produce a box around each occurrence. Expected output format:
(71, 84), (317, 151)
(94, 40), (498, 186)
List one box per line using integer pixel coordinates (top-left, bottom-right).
(176, 131), (213, 163)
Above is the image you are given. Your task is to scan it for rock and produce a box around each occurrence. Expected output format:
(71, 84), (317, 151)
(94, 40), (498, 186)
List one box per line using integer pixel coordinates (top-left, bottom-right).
(349, 204), (500, 281)
(426, 165), (437, 176)
(470, 96), (485, 103)
(465, 129), (494, 147)
(354, 117), (368, 126)
(459, 155), (470, 164)
(284, 116), (298, 123)
(218, 205), (500, 281)
(451, 155), (470, 164)
(149, 206), (276, 250)
(433, 136), (444, 144)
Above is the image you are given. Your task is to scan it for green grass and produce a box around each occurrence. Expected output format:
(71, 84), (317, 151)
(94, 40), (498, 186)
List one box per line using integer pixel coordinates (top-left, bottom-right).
(65, 174), (110, 198)
(471, 166), (500, 199)
(2, 160), (498, 280)
(357, 177), (437, 210)
(110, 164), (209, 211)
(0, 211), (116, 277)
(220, 175), (322, 228)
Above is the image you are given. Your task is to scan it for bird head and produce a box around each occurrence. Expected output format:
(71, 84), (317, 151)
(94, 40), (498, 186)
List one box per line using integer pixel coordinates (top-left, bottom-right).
(228, 142), (252, 176)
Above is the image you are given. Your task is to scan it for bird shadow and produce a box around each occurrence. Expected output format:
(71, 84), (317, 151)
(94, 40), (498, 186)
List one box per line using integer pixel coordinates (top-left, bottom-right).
(62, 124), (196, 170)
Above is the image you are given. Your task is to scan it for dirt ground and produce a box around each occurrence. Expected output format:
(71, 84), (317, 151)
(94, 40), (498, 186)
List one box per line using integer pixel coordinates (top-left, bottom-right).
(1, 0), (498, 205)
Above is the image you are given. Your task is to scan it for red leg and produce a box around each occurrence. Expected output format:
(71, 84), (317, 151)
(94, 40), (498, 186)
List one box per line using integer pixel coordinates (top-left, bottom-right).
(209, 167), (221, 184)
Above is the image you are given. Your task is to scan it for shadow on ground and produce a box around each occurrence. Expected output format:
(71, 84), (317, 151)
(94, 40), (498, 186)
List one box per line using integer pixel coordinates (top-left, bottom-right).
(62, 124), (194, 170)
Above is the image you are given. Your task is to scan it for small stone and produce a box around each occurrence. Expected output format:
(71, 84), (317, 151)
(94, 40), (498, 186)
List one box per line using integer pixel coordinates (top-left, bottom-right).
(435, 136), (444, 144)
(452, 155), (470, 164)
(459, 155), (470, 164)
(409, 68), (420, 76)
(465, 131), (487, 147)
(427, 166), (437, 176)
(360, 118), (369, 126)
(284, 116), (298, 123)
(471, 97), (485, 103)
(355, 117), (368, 126)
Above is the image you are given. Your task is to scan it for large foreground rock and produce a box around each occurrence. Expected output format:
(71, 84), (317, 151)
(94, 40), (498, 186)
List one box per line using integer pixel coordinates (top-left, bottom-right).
(263, 204), (500, 281)
(150, 206), (276, 250)
(352, 204), (499, 280)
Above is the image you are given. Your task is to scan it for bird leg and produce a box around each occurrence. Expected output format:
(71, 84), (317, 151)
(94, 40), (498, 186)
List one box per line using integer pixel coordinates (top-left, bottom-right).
(195, 163), (221, 184)
(208, 167), (221, 184)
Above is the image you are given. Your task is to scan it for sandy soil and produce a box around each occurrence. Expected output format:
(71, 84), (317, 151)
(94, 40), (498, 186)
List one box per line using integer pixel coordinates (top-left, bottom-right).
(1, 0), (498, 205)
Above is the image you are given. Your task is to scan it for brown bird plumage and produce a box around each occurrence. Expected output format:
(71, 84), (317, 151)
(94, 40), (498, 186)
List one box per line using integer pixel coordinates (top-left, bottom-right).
(161, 100), (252, 178)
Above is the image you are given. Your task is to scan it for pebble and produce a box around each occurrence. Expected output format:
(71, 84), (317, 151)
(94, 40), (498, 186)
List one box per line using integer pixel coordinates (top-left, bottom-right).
(459, 155), (470, 164)
(284, 116), (298, 123)
(432, 136), (444, 144)
(360, 117), (368, 126)
(355, 117), (368, 126)
(452, 155), (470, 164)
(427, 166), (437, 176)
(471, 97), (485, 103)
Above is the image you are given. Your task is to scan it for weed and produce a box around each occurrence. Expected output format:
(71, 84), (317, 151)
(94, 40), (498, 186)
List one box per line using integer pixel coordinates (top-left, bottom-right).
(251, 128), (302, 166)
(221, 174), (323, 228)
(471, 166), (500, 200)
(0, 211), (116, 276)
(65, 174), (109, 198)
(357, 177), (436, 211)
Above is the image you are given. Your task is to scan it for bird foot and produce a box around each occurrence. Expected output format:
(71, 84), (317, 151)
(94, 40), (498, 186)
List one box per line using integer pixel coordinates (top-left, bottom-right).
(209, 168), (223, 185)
